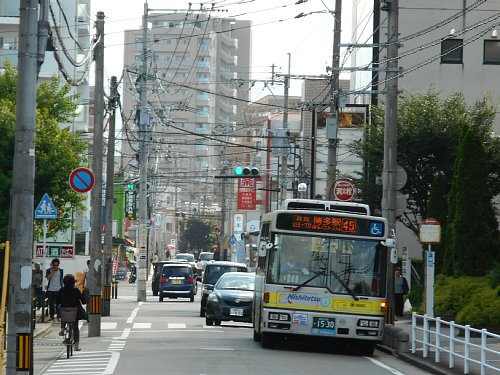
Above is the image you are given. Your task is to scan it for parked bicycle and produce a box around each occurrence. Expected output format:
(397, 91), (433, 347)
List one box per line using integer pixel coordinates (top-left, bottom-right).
(60, 307), (78, 358)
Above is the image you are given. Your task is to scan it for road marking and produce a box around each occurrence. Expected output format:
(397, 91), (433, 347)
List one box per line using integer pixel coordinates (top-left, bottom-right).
(199, 347), (236, 351)
(101, 322), (117, 330)
(104, 352), (120, 374)
(133, 322), (151, 329)
(167, 323), (186, 329)
(114, 327), (130, 340)
(366, 357), (407, 375)
(46, 351), (116, 374)
(126, 304), (141, 324)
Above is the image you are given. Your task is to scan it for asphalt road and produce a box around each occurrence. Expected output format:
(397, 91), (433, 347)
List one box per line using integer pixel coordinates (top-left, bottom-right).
(33, 281), (432, 375)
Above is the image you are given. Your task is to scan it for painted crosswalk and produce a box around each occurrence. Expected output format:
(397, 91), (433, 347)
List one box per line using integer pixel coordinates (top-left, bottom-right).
(45, 351), (119, 375)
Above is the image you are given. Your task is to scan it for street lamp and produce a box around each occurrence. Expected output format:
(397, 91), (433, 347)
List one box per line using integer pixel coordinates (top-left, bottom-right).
(298, 183), (308, 199)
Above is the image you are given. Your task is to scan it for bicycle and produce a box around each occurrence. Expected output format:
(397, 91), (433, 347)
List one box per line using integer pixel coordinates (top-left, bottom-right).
(60, 307), (78, 359)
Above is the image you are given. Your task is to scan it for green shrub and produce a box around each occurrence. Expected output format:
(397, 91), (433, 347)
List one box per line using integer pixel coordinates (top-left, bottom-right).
(408, 281), (424, 312)
(490, 263), (500, 289)
(433, 275), (499, 328)
(456, 286), (500, 327)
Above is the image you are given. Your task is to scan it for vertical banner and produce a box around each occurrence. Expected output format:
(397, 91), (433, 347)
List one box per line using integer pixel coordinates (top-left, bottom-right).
(237, 178), (256, 210)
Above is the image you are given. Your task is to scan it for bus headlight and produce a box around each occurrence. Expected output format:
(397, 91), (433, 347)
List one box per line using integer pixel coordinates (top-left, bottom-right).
(268, 312), (290, 321)
(358, 319), (379, 328)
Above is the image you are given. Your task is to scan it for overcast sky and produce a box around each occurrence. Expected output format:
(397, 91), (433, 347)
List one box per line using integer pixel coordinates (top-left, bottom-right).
(91, 0), (355, 99)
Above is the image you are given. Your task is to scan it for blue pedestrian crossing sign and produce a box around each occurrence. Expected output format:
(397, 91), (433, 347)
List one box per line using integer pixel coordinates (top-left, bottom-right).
(35, 193), (58, 219)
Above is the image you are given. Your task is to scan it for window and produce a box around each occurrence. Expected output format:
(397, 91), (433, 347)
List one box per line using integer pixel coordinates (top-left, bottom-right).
(441, 39), (463, 64)
(484, 39), (500, 64)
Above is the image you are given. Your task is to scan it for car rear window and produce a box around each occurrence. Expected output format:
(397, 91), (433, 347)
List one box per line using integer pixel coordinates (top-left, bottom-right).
(176, 254), (195, 262)
(162, 267), (191, 278)
(204, 266), (246, 285)
(199, 253), (214, 261)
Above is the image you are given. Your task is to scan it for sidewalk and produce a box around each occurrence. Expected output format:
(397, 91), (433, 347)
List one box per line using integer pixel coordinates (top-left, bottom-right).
(377, 316), (500, 375)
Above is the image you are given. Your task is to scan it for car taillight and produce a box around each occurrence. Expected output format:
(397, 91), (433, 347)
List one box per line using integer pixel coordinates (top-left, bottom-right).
(263, 292), (270, 303)
(188, 276), (194, 284)
(160, 276), (167, 283)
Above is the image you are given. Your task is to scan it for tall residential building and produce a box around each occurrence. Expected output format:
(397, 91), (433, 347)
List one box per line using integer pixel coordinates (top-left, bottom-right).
(121, 12), (251, 248)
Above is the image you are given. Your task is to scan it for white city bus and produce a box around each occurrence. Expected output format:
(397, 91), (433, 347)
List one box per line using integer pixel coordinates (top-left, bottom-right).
(253, 199), (389, 355)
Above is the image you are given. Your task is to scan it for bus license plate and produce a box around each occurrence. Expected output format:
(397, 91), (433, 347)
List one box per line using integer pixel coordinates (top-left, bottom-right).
(311, 317), (336, 335)
(230, 308), (243, 317)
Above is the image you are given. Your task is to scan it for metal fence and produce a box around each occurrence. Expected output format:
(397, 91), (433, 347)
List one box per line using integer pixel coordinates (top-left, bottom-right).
(411, 313), (500, 375)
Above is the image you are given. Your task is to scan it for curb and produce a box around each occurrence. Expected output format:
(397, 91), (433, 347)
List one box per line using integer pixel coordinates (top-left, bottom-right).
(377, 344), (455, 375)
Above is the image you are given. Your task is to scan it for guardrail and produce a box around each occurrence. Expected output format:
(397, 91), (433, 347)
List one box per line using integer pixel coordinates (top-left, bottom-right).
(411, 312), (500, 375)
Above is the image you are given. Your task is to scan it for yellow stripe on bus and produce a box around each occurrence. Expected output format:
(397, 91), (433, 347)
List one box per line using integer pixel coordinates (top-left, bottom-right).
(263, 292), (385, 316)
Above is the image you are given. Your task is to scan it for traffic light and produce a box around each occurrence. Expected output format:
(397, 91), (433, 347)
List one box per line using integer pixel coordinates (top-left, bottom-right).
(234, 166), (259, 177)
(127, 182), (135, 191)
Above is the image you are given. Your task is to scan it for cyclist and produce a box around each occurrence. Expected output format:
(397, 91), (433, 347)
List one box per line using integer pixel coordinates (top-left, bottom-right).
(56, 274), (85, 351)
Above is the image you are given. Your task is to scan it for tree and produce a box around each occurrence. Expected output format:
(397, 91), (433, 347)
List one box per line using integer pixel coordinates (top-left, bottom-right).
(444, 126), (499, 276)
(0, 62), (87, 243)
(179, 216), (216, 254)
(348, 89), (499, 237)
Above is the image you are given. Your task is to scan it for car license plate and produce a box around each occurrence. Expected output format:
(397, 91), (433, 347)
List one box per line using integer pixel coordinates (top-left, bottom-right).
(311, 317), (336, 335)
(172, 279), (182, 285)
(230, 308), (243, 317)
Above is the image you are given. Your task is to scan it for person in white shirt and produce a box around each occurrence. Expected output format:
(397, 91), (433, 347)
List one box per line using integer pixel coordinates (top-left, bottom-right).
(46, 258), (64, 321)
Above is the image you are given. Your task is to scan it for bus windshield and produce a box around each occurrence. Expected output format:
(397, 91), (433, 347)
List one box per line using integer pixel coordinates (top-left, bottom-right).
(265, 234), (386, 297)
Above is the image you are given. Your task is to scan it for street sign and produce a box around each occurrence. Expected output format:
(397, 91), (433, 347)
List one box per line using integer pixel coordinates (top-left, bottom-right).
(35, 193), (58, 219)
(419, 218), (441, 244)
(69, 167), (95, 193)
(331, 178), (356, 201)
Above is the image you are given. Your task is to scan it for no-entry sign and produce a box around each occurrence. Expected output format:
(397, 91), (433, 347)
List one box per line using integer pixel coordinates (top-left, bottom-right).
(331, 178), (356, 201)
(69, 167), (95, 193)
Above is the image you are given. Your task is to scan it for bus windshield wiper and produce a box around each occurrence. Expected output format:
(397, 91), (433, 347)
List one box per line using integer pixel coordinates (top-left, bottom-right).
(329, 269), (359, 301)
(292, 270), (325, 292)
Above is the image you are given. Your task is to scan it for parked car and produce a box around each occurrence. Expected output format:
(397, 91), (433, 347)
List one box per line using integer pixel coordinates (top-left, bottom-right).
(174, 253), (197, 274)
(158, 264), (196, 302)
(205, 272), (256, 326)
(199, 261), (248, 317)
(152, 260), (188, 296)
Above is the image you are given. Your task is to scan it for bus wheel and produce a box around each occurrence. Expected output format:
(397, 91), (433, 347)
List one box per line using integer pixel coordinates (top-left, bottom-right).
(206, 317), (214, 326)
(359, 343), (375, 356)
(261, 332), (275, 349)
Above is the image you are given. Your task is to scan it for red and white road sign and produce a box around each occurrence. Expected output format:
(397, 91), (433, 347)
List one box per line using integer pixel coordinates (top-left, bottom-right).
(331, 179), (356, 201)
(69, 167), (95, 193)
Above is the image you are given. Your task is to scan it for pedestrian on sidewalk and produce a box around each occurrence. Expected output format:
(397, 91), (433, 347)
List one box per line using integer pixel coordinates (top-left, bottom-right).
(394, 266), (409, 319)
(57, 274), (86, 351)
(46, 258), (64, 321)
(32, 263), (43, 309)
(83, 259), (90, 313)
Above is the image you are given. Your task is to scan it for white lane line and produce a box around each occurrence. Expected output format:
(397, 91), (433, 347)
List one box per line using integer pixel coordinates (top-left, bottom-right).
(114, 327), (131, 340)
(101, 322), (117, 330)
(132, 329), (224, 333)
(199, 347), (236, 351)
(366, 357), (407, 375)
(132, 322), (151, 329)
(167, 323), (186, 329)
(126, 306), (140, 324)
(104, 351), (121, 374)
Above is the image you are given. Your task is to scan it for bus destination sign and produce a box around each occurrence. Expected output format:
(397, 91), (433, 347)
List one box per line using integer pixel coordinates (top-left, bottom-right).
(276, 213), (385, 238)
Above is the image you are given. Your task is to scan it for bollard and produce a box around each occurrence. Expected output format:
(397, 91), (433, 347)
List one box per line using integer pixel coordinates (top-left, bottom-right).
(397, 330), (410, 354)
(383, 324), (393, 346)
(112, 281), (118, 299)
(391, 327), (403, 349)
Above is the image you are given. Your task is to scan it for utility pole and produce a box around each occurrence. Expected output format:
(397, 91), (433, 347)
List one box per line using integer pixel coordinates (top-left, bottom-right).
(279, 54), (290, 205)
(137, 2), (149, 302)
(326, 0), (342, 199)
(381, 0), (399, 324)
(102, 76), (118, 317)
(88, 11), (105, 337)
(6, 0), (38, 372)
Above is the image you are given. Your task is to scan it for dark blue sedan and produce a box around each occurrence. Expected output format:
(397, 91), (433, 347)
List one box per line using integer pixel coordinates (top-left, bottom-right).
(205, 272), (255, 326)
